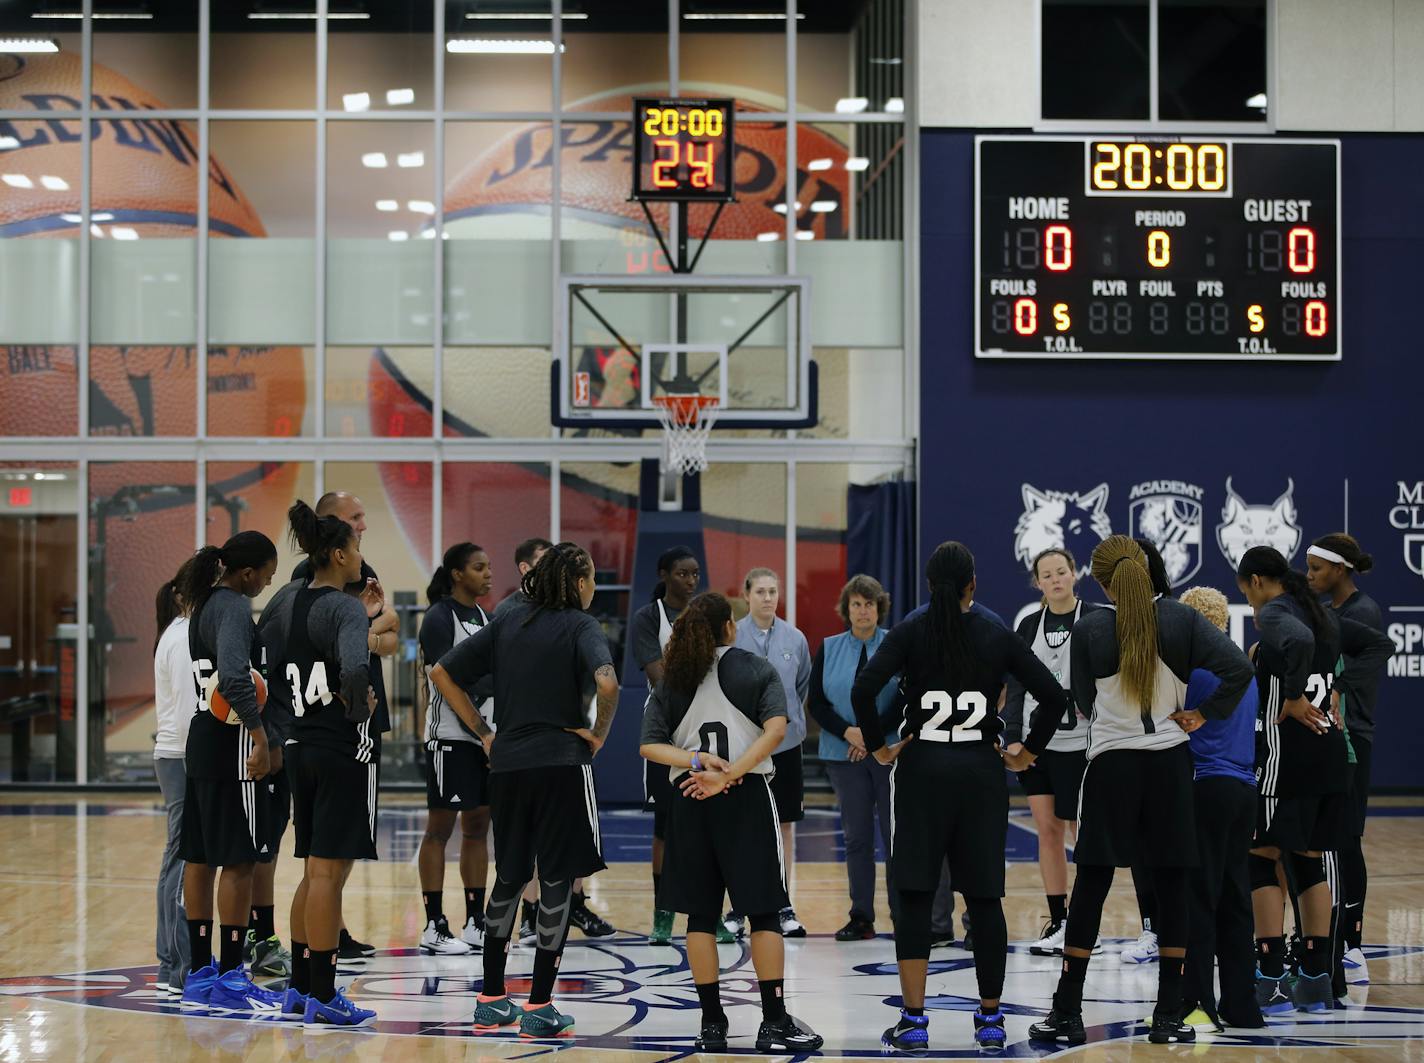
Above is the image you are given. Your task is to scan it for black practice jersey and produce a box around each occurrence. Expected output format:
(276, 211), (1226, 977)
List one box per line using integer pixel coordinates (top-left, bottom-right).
(273, 585), (375, 763)
(186, 587), (263, 780)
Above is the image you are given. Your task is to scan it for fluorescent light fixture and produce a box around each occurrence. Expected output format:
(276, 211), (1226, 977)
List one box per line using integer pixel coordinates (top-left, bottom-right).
(0, 38), (59, 53)
(40, 175), (69, 190)
(90, 224), (105, 237)
(386, 87), (415, 106)
(835, 97), (869, 114)
(794, 230), (814, 240)
(396, 151), (424, 168)
(2, 174), (33, 189)
(755, 231), (780, 242)
(375, 199), (398, 212)
(1246, 92), (1267, 109)
(467, 11), (588, 19)
(844, 156), (869, 171)
(772, 201), (802, 214)
(869, 56), (903, 65)
(683, 12), (806, 19)
(110, 227), (139, 240)
(407, 200), (435, 215)
(92, 212), (113, 221)
(885, 97), (904, 113)
(0, 136), (17, 150)
(387, 230), (409, 242)
(342, 92), (371, 113)
(33, 10), (154, 18)
(248, 11), (370, 19)
(61, 213), (82, 223)
(810, 200), (837, 213)
(806, 157), (832, 172)
(361, 152), (388, 168)
(420, 228), (437, 239)
(446, 38), (560, 54)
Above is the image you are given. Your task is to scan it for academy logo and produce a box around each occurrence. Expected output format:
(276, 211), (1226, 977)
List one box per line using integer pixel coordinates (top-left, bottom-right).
(1216, 478), (1302, 568)
(1013, 483), (1112, 576)
(1128, 480), (1205, 587)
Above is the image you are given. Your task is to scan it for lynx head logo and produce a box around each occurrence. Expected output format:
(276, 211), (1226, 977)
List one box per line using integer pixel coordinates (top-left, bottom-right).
(1013, 483), (1112, 576)
(1215, 477), (1302, 569)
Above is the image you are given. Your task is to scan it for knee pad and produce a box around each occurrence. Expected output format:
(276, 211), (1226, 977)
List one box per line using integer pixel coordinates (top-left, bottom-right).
(1248, 853), (1279, 893)
(1290, 852), (1327, 892)
(687, 913), (719, 936)
(748, 912), (780, 935)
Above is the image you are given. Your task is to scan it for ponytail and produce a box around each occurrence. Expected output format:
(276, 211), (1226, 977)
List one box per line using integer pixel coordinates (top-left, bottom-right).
(153, 580), (180, 653)
(1238, 545), (1328, 633)
(1133, 538), (1175, 597)
(427, 541), (483, 604)
(663, 592), (733, 697)
(1311, 532), (1374, 574)
(650, 545), (698, 602)
(925, 541), (975, 691)
(178, 530), (276, 612)
(288, 499), (355, 571)
(1091, 536), (1160, 713)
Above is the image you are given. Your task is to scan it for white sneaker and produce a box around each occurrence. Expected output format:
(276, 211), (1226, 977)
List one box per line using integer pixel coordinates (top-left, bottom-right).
(1029, 919), (1066, 956)
(460, 917), (485, 950)
(721, 911), (745, 940)
(1091, 935), (1104, 955)
(1120, 928), (1158, 964)
(1343, 946), (1369, 984)
(420, 917), (473, 955)
(779, 908), (807, 938)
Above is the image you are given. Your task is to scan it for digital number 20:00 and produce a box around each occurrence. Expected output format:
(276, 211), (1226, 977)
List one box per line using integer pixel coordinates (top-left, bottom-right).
(642, 107), (724, 137)
(988, 299), (1328, 337)
(1092, 143), (1226, 191)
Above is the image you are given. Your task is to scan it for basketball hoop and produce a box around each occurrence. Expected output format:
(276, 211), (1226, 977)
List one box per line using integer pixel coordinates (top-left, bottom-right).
(652, 394), (720, 476)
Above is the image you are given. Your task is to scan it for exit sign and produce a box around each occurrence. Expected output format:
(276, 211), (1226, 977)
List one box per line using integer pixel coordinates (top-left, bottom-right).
(8, 487), (33, 507)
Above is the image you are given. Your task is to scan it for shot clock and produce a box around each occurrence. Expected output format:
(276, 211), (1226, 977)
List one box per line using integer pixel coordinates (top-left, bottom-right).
(975, 136), (1341, 360)
(631, 97), (736, 202)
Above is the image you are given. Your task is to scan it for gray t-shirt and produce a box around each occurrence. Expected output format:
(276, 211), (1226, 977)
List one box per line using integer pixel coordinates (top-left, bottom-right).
(439, 595), (613, 773)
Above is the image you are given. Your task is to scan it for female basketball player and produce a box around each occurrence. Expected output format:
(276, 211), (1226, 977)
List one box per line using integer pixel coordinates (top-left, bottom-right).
(1003, 547), (1106, 957)
(1305, 533), (1386, 981)
(854, 541), (1069, 1050)
(630, 545), (702, 943)
(432, 542), (619, 1038)
(1236, 546), (1393, 1014)
(268, 500), (382, 1028)
(1028, 536), (1253, 1047)
(176, 530), (282, 1016)
(640, 592), (825, 1053)
(416, 543), (494, 955)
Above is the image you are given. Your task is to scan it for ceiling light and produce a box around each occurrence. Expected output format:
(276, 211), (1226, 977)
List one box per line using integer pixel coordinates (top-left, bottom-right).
(407, 200), (435, 215)
(387, 231), (409, 242)
(386, 87), (415, 106)
(61, 213), (82, 223)
(375, 199), (398, 212)
(2, 174), (33, 189)
(810, 200), (837, 213)
(342, 92), (370, 113)
(1246, 92), (1267, 109)
(806, 158), (832, 172)
(32, 10), (154, 19)
(247, 10), (370, 19)
(794, 230), (815, 240)
(446, 38), (560, 54)
(771, 201), (802, 214)
(361, 152), (388, 168)
(869, 57), (903, 65)
(844, 156), (869, 171)
(396, 151), (424, 168)
(683, 12), (806, 19)
(0, 136), (17, 150)
(420, 228), (437, 239)
(90, 224), (104, 237)
(755, 231), (780, 242)
(835, 97), (869, 114)
(466, 11), (589, 19)
(885, 97), (904, 113)
(110, 227), (139, 240)
(92, 212), (113, 221)
(40, 175), (69, 190)
(0, 39), (59, 53)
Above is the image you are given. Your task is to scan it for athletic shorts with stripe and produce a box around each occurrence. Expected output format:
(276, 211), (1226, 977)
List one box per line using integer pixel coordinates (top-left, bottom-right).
(289, 742), (379, 862)
(489, 765), (606, 883)
(890, 742), (1008, 898)
(660, 772), (789, 918)
(180, 773), (272, 868)
(424, 741), (490, 811)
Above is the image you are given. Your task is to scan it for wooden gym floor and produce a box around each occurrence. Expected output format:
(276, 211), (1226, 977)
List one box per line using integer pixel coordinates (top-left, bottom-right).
(0, 792), (1420, 1061)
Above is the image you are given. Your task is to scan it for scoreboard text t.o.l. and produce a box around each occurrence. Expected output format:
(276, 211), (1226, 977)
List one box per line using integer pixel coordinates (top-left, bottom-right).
(974, 136), (1341, 361)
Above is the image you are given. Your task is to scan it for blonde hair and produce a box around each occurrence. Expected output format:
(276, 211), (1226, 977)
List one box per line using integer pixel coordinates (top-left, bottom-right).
(1090, 536), (1159, 713)
(1180, 585), (1229, 632)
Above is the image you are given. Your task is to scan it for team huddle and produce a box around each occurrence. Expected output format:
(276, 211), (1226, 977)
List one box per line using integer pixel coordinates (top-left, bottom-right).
(150, 489), (1393, 1050)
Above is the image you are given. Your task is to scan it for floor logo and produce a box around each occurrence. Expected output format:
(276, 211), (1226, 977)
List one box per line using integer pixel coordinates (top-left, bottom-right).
(1216, 478), (1301, 568)
(1128, 480), (1204, 587)
(1014, 483), (1112, 575)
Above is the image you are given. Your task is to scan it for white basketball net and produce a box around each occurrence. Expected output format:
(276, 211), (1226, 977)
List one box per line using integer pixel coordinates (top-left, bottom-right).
(654, 395), (720, 476)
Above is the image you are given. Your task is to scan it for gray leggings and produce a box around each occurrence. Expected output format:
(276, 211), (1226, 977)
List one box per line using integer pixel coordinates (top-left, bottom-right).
(155, 758), (190, 986)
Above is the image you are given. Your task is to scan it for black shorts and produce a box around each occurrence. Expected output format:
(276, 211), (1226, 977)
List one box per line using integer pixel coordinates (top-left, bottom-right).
(259, 766), (291, 863)
(662, 773), (789, 918)
(1255, 790), (1351, 853)
(890, 742), (1008, 897)
(181, 773), (271, 868)
(1016, 747), (1088, 821)
(769, 747), (805, 824)
(1348, 735), (1372, 837)
(490, 765), (606, 882)
(1075, 743), (1197, 868)
(290, 743), (379, 862)
(645, 758), (675, 840)
(425, 741), (490, 811)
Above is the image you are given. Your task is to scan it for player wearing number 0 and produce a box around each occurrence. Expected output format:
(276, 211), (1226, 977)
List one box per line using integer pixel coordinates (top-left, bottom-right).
(176, 531), (282, 1016)
(1026, 536), (1253, 1047)
(1235, 546), (1393, 1015)
(853, 541), (1068, 1051)
(263, 501), (383, 1029)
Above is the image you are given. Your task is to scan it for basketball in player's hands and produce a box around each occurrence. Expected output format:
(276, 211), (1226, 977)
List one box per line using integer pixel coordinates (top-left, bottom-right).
(208, 668), (268, 725)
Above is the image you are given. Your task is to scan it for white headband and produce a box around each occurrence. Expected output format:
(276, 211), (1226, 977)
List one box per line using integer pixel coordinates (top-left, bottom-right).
(1307, 545), (1352, 569)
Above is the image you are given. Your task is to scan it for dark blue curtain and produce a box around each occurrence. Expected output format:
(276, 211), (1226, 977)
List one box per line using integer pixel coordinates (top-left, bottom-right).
(846, 480), (917, 624)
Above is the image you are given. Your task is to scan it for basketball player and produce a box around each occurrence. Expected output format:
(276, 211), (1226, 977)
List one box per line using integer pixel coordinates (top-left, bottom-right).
(1003, 546), (1106, 957)
(1305, 533), (1386, 984)
(432, 542), (618, 1037)
(855, 541), (1069, 1050)
(176, 531), (286, 1017)
(1236, 546), (1393, 1014)
(1028, 536), (1253, 1047)
(267, 501), (383, 1028)
(630, 545), (702, 943)
(640, 592), (824, 1053)
(416, 543), (494, 955)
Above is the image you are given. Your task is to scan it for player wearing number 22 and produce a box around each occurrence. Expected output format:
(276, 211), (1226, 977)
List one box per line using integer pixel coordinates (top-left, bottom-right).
(851, 541), (1069, 1051)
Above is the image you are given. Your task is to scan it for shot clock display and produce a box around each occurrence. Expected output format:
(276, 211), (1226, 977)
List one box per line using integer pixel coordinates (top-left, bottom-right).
(975, 136), (1340, 360)
(631, 97), (736, 202)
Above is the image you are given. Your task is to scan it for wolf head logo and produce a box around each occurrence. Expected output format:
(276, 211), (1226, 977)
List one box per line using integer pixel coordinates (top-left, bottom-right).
(1013, 483), (1112, 575)
(1215, 478), (1302, 569)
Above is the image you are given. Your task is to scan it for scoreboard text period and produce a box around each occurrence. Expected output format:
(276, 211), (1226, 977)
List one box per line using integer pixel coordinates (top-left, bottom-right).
(974, 136), (1341, 361)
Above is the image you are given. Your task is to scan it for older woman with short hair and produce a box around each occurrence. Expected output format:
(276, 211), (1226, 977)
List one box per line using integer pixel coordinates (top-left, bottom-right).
(807, 574), (902, 940)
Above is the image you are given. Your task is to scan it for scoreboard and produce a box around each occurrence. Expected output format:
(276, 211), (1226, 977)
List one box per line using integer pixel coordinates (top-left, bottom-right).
(974, 136), (1341, 361)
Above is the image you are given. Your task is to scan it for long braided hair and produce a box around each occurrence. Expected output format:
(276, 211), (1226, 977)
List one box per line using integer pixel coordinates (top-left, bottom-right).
(925, 541), (976, 691)
(1090, 535), (1159, 713)
(520, 541), (594, 623)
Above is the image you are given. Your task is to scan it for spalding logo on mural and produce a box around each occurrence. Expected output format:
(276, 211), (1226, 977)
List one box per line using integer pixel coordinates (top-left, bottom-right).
(1128, 480), (1205, 587)
(1013, 483), (1112, 576)
(1216, 478), (1302, 568)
